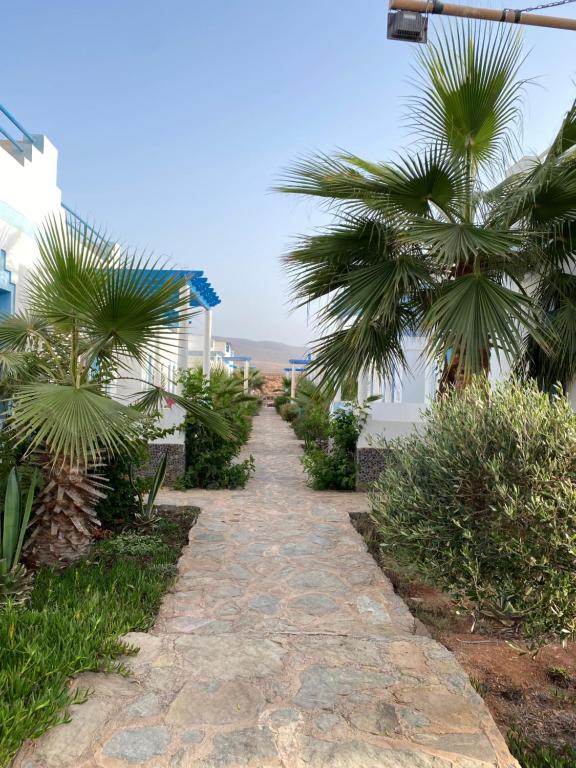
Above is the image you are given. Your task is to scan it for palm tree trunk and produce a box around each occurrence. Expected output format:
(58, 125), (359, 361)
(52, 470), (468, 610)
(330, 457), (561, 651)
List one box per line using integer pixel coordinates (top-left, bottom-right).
(439, 346), (490, 394)
(25, 461), (105, 568)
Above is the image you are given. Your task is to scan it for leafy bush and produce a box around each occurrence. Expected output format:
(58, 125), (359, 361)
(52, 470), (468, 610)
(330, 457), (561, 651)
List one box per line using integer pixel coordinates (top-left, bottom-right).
(279, 402), (300, 423)
(302, 407), (364, 490)
(274, 394), (290, 412)
(176, 368), (257, 490)
(369, 378), (576, 647)
(293, 403), (329, 445)
(95, 417), (164, 531)
(290, 380), (331, 447)
(95, 452), (142, 530)
(175, 455), (255, 490)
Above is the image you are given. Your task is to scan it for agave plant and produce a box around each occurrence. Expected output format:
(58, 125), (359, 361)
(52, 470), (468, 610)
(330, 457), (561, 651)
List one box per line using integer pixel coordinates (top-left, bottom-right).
(0, 467), (39, 606)
(277, 23), (576, 393)
(0, 217), (226, 567)
(130, 453), (167, 532)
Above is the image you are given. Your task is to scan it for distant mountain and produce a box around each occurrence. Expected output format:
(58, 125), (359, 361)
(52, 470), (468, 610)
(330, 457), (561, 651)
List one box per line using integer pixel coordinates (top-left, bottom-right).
(214, 336), (309, 374)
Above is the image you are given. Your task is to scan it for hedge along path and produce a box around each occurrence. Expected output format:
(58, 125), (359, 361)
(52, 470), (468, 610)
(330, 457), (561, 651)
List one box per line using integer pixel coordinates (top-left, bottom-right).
(15, 408), (518, 768)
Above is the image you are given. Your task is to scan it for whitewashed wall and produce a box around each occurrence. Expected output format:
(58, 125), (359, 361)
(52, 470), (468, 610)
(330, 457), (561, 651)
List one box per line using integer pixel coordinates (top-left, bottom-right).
(0, 135), (62, 310)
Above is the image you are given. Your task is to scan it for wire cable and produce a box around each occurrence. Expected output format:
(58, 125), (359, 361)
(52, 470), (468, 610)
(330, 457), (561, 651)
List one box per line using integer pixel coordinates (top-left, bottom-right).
(518, 0), (576, 12)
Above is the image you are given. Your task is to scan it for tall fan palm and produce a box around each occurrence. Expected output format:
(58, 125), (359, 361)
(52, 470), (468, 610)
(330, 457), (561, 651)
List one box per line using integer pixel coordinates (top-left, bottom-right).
(0, 217), (225, 566)
(277, 23), (576, 393)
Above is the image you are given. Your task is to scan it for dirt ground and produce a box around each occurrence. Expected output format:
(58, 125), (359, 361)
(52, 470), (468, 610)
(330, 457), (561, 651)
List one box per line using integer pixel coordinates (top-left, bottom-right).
(353, 515), (576, 754)
(402, 579), (576, 752)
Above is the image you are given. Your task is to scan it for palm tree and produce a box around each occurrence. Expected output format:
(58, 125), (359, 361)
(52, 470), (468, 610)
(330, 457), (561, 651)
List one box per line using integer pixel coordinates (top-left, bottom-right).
(277, 23), (576, 393)
(0, 218), (225, 566)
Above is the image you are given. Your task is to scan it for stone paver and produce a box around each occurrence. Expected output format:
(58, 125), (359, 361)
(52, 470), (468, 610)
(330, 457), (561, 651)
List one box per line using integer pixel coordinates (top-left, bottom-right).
(14, 409), (518, 767)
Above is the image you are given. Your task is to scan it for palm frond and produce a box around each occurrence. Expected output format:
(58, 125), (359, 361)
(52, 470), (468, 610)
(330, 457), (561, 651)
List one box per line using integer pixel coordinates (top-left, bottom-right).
(424, 273), (541, 375)
(131, 385), (230, 438)
(276, 145), (464, 222)
(519, 270), (576, 389)
(10, 382), (143, 466)
(547, 98), (576, 160)
(410, 21), (526, 168)
(405, 219), (524, 267)
(307, 310), (414, 394)
(0, 313), (53, 352)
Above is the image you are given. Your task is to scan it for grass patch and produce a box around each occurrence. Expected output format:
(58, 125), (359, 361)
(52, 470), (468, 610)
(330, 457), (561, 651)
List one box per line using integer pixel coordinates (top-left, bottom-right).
(0, 506), (197, 767)
(509, 731), (576, 768)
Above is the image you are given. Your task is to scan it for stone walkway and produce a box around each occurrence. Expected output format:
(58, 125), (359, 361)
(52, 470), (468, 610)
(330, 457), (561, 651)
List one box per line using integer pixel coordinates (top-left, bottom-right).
(15, 409), (518, 768)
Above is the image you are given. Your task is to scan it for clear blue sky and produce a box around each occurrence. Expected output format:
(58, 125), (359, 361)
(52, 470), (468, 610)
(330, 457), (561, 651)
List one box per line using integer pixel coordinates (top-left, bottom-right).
(2, 1), (575, 344)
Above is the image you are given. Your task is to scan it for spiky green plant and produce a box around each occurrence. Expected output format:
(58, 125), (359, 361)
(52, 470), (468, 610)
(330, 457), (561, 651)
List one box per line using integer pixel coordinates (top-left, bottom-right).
(277, 22), (576, 392)
(131, 453), (167, 532)
(0, 467), (39, 606)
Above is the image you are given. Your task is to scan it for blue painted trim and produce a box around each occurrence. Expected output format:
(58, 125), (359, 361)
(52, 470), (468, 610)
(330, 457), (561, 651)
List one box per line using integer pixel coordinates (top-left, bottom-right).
(0, 125), (24, 153)
(226, 356), (251, 362)
(0, 200), (35, 237)
(288, 358), (310, 365)
(0, 104), (39, 147)
(0, 250), (16, 313)
(119, 268), (221, 311)
(62, 203), (102, 240)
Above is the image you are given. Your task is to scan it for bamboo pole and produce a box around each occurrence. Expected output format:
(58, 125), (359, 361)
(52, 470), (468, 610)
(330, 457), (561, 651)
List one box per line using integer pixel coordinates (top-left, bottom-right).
(389, 0), (576, 31)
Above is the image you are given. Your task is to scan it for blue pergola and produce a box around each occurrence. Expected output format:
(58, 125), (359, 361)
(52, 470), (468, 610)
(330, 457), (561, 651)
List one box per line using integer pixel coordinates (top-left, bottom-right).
(188, 271), (221, 309)
(288, 357), (311, 366)
(124, 269), (221, 310)
(284, 367), (307, 373)
(226, 356), (252, 362)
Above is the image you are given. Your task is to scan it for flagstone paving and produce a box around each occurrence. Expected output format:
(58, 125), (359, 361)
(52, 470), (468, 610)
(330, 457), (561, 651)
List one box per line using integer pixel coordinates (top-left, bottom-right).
(15, 408), (518, 767)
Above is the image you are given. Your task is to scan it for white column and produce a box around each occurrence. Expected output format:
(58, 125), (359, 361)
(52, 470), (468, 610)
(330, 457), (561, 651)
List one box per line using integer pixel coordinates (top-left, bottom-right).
(393, 365), (404, 403)
(290, 364), (297, 399)
(202, 307), (213, 378)
(357, 368), (369, 405)
(243, 359), (250, 394)
(177, 287), (190, 375)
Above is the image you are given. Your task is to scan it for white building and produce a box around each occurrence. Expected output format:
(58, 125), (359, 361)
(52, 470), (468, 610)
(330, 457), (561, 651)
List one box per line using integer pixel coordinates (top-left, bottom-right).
(0, 106), (62, 312)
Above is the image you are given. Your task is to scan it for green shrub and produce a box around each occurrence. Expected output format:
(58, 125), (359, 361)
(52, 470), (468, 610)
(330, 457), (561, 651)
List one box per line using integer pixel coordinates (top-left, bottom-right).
(176, 367), (257, 490)
(175, 455), (254, 490)
(273, 394), (290, 412)
(293, 403), (330, 446)
(279, 402), (300, 423)
(302, 407), (364, 490)
(95, 420), (163, 531)
(369, 378), (576, 647)
(95, 452), (142, 530)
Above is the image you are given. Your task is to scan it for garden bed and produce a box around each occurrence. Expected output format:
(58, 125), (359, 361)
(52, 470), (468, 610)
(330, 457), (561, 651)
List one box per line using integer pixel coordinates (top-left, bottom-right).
(0, 505), (198, 768)
(351, 512), (576, 768)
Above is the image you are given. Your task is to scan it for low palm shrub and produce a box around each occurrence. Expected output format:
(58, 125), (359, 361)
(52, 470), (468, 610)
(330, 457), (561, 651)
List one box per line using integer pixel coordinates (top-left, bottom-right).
(370, 378), (576, 647)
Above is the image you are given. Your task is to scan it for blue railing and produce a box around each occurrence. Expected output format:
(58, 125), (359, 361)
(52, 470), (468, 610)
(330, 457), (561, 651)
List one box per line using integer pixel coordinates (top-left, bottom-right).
(0, 104), (40, 154)
(61, 203), (99, 238)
